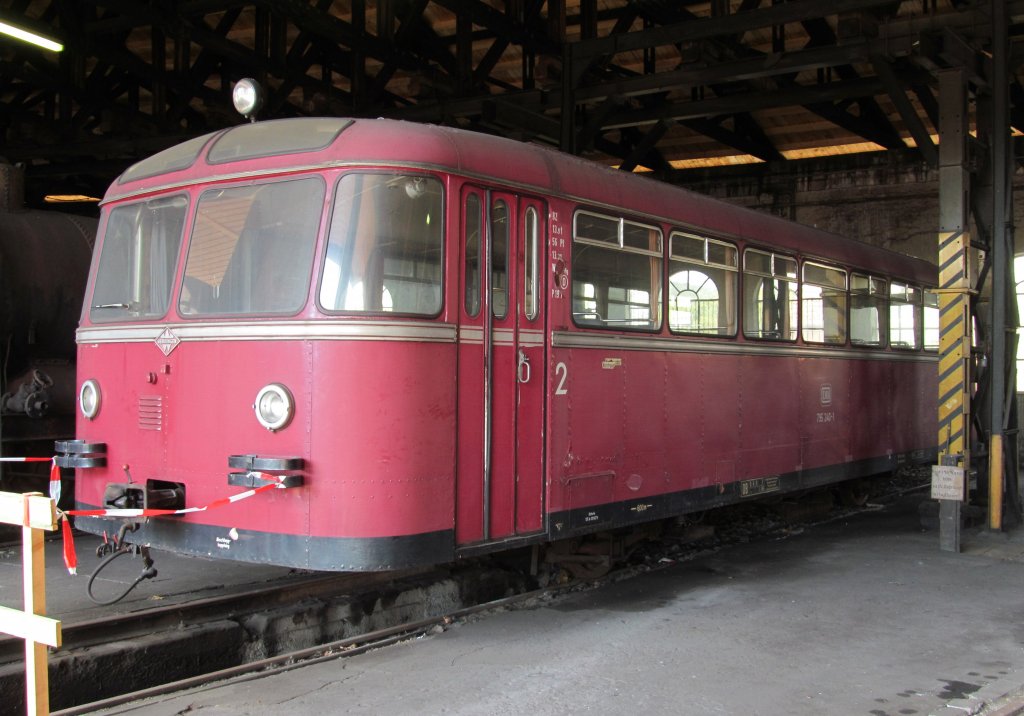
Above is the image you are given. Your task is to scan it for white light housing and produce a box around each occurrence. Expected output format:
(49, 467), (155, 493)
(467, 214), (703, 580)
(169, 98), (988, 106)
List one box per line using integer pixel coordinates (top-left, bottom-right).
(232, 78), (264, 121)
(254, 383), (294, 431)
(80, 379), (101, 419)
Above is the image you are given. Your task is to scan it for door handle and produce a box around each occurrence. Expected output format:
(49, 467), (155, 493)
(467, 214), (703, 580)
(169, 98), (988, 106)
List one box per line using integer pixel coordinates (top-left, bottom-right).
(517, 350), (531, 384)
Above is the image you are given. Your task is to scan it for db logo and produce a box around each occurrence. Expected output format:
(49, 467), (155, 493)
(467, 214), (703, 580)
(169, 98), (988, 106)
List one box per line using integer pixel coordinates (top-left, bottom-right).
(820, 384), (832, 406)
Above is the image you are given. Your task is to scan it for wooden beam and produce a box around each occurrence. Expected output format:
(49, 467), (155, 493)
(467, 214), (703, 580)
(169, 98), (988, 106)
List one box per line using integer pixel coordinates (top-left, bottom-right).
(0, 492), (61, 716)
(569, 0), (917, 59)
(0, 492), (57, 530)
(0, 606), (61, 648)
(871, 53), (937, 166)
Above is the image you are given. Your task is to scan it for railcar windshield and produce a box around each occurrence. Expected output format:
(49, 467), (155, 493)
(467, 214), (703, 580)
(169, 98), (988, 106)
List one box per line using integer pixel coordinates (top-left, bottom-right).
(319, 173), (444, 316)
(180, 177), (325, 316)
(90, 195), (188, 322)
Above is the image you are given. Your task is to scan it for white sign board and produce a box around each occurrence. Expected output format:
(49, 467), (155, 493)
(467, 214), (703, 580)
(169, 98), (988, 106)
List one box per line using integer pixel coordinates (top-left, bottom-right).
(931, 465), (965, 501)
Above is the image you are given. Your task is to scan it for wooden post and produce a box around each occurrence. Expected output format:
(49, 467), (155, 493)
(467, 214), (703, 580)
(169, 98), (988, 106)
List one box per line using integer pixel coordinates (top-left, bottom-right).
(0, 491), (62, 716)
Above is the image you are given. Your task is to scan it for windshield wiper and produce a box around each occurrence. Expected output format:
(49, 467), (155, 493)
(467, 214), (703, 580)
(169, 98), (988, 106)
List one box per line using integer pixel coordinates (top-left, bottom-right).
(92, 302), (132, 309)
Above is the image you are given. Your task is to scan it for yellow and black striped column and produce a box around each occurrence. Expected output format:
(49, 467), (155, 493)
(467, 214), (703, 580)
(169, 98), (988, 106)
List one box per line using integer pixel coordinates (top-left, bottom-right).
(937, 229), (971, 467)
(935, 67), (970, 552)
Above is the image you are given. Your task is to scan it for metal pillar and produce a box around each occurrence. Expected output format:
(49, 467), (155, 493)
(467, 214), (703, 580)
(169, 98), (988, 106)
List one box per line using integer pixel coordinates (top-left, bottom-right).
(936, 68), (971, 553)
(988, 0), (1016, 530)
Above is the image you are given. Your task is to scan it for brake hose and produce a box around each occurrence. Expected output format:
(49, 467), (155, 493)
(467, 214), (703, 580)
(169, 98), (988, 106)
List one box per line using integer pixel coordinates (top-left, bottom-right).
(86, 546), (158, 606)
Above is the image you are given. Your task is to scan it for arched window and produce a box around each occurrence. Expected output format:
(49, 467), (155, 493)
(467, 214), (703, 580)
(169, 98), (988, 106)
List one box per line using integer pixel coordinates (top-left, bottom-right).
(668, 232), (737, 336)
(669, 268), (720, 333)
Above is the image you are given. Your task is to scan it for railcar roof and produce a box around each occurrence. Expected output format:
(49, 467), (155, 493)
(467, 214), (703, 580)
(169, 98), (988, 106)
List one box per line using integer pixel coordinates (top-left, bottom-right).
(109, 116), (935, 285)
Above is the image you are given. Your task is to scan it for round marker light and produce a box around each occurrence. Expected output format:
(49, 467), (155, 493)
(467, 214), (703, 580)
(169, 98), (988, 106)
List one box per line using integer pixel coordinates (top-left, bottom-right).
(232, 78), (264, 121)
(254, 383), (294, 432)
(80, 379), (101, 420)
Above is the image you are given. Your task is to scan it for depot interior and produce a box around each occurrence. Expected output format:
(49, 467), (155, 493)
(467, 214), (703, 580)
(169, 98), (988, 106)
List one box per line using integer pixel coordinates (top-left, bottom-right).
(0, 1), (1021, 542)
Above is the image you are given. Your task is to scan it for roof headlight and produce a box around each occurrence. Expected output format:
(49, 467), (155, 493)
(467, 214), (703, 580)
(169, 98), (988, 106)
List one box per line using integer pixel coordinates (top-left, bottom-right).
(232, 78), (264, 121)
(80, 379), (101, 420)
(254, 383), (293, 432)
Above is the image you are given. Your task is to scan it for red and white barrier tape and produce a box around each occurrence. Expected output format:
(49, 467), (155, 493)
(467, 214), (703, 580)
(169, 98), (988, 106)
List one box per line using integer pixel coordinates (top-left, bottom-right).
(65, 471), (286, 518)
(58, 471), (287, 575)
(61, 515), (76, 574)
(3, 456), (286, 575)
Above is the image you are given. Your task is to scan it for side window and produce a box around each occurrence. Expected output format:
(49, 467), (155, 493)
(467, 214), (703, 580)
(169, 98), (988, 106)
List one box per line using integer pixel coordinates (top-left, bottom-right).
(801, 261), (848, 345)
(850, 273), (887, 347)
(742, 249), (797, 340)
(572, 210), (662, 331)
(320, 173), (443, 315)
(668, 232), (737, 336)
(890, 282), (922, 349)
(923, 290), (939, 351)
(464, 193), (482, 317)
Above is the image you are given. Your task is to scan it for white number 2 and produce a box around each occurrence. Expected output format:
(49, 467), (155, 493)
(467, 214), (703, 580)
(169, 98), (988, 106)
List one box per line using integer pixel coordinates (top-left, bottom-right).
(555, 362), (568, 395)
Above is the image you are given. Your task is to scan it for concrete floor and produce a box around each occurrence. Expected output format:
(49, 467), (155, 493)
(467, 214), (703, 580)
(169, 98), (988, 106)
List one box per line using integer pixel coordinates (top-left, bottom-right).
(74, 494), (1024, 716)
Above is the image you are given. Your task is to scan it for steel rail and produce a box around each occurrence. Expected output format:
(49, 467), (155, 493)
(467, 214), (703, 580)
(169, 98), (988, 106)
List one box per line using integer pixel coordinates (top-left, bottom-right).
(51, 584), (562, 716)
(0, 566), (429, 662)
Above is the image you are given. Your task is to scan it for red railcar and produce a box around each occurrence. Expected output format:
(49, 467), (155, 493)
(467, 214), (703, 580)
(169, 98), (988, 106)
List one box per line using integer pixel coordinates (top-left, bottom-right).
(59, 117), (937, 570)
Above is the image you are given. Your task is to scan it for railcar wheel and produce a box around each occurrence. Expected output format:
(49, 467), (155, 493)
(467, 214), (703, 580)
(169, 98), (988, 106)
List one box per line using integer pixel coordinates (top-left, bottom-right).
(544, 538), (614, 580)
(543, 527), (661, 581)
(562, 556), (613, 580)
(836, 480), (870, 507)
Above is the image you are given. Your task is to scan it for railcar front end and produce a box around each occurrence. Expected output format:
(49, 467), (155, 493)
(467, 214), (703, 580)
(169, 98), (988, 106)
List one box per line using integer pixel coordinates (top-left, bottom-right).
(63, 126), (459, 570)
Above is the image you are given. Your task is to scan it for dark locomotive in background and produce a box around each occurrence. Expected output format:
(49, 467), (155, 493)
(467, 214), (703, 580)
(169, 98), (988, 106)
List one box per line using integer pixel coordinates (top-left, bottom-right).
(0, 163), (95, 500)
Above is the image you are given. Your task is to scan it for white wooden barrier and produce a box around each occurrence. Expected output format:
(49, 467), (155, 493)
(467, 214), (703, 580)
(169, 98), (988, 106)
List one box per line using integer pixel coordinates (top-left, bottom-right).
(0, 491), (62, 715)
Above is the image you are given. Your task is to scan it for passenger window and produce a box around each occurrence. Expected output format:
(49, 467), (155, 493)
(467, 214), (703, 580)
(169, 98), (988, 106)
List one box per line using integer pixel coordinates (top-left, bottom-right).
(923, 290), (939, 351)
(742, 249), (797, 340)
(802, 262), (847, 345)
(571, 210), (662, 331)
(890, 282), (922, 349)
(850, 273), (887, 347)
(668, 233), (737, 336)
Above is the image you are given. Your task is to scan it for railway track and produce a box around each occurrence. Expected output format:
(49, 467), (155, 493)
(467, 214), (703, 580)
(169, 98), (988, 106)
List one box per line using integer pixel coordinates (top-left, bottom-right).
(29, 473), (929, 715)
(0, 567), (419, 663)
(53, 585), (556, 716)
(0, 558), (531, 712)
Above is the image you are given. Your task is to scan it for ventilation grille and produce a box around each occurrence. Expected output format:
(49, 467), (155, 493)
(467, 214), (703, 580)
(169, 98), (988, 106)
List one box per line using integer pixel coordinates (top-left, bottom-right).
(138, 395), (163, 431)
